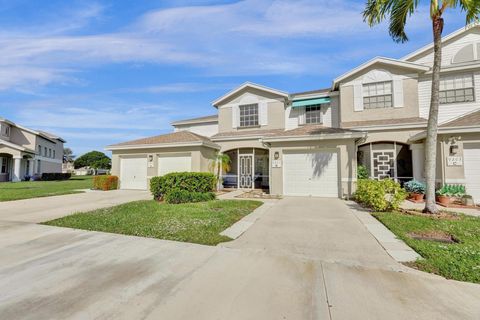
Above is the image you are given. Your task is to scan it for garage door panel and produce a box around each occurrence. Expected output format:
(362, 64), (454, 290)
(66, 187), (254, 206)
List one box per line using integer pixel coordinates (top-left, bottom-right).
(158, 154), (191, 176)
(464, 143), (480, 204)
(120, 157), (148, 190)
(283, 151), (338, 197)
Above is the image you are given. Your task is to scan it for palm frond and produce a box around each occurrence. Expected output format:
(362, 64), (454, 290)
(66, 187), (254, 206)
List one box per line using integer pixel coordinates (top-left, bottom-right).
(457, 0), (480, 23)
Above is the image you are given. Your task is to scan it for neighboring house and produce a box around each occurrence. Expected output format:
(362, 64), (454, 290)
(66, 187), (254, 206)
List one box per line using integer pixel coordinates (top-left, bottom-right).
(107, 25), (480, 203)
(62, 161), (75, 174)
(0, 117), (65, 182)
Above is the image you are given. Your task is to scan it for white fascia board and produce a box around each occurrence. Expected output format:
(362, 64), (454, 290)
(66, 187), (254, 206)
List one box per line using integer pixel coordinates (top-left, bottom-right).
(212, 82), (289, 107)
(402, 24), (478, 61)
(105, 141), (220, 151)
(332, 57), (430, 89)
(0, 139), (27, 152)
(262, 132), (367, 143)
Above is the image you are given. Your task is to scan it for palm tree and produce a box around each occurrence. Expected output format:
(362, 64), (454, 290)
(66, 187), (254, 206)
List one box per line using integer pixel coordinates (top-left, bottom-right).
(63, 147), (75, 163)
(363, 1), (479, 213)
(209, 152), (231, 190)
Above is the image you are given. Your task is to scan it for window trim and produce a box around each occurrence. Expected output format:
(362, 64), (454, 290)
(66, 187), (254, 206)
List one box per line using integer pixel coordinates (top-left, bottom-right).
(439, 74), (475, 105)
(304, 105), (323, 125)
(238, 103), (259, 128)
(362, 81), (393, 110)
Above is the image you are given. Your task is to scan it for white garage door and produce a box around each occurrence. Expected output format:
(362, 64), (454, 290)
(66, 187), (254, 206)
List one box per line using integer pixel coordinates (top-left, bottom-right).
(283, 150), (339, 197)
(120, 157), (148, 190)
(464, 143), (480, 204)
(158, 154), (192, 176)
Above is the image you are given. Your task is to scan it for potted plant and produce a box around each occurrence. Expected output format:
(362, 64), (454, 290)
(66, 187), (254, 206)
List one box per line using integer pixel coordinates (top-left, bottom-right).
(436, 185), (453, 205)
(404, 180), (426, 201)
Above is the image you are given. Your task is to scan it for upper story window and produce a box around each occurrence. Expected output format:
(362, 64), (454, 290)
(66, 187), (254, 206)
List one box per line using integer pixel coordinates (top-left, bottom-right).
(439, 74), (474, 104)
(4, 126), (10, 137)
(53, 150), (56, 159)
(239, 103), (259, 127)
(362, 81), (392, 109)
(49, 149), (52, 158)
(38, 145), (41, 155)
(44, 147), (47, 157)
(305, 105), (322, 124)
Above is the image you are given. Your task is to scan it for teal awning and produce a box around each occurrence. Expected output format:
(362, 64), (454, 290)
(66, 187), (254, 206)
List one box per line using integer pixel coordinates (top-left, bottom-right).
(292, 97), (331, 108)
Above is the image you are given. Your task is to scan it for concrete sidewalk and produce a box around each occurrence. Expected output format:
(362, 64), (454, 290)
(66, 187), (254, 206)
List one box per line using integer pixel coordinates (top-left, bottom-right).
(0, 189), (151, 223)
(1, 194), (479, 319)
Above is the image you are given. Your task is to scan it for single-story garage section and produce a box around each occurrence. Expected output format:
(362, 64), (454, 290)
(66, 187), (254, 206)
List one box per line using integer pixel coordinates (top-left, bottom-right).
(107, 125), (365, 198)
(107, 131), (219, 190)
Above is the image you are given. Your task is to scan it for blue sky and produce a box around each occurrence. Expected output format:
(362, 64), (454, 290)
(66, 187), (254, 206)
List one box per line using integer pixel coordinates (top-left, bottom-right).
(0, 0), (471, 157)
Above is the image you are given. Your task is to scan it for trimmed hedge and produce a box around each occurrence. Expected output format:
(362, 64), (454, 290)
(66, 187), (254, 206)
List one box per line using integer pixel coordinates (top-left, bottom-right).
(150, 172), (216, 200)
(164, 190), (216, 204)
(93, 175), (119, 191)
(41, 172), (72, 181)
(355, 179), (407, 212)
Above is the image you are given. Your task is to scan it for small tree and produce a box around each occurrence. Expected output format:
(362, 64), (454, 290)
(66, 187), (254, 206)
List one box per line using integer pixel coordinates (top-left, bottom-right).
(74, 151), (111, 172)
(209, 152), (231, 190)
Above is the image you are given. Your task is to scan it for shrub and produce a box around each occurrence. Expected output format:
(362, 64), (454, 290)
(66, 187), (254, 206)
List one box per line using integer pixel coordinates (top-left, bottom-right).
(404, 180), (426, 194)
(164, 190), (216, 204)
(357, 165), (369, 180)
(41, 172), (72, 181)
(436, 184), (466, 197)
(355, 179), (407, 212)
(93, 175), (119, 191)
(150, 172), (216, 200)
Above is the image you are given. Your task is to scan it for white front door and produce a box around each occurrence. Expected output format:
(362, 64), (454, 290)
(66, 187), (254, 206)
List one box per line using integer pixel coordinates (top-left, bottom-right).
(120, 157), (148, 190)
(464, 143), (480, 204)
(239, 154), (253, 188)
(283, 150), (338, 197)
(158, 154), (191, 176)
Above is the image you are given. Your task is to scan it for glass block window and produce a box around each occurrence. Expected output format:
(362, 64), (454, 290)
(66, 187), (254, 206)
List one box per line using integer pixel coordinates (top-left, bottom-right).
(439, 74), (474, 104)
(362, 81), (393, 109)
(239, 104), (259, 127)
(305, 105), (322, 124)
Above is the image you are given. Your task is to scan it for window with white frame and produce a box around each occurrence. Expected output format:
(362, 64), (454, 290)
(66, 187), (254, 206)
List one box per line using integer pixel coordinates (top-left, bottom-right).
(4, 126), (10, 137)
(439, 74), (474, 104)
(0, 157), (7, 174)
(305, 105), (322, 124)
(239, 104), (259, 127)
(362, 81), (393, 109)
(44, 147), (47, 157)
(38, 145), (41, 155)
(53, 150), (56, 159)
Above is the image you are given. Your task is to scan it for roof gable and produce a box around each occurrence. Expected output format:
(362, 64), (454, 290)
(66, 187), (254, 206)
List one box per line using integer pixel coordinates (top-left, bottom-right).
(402, 24), (480, 62)
(212, 82), (288, 107)
(332, 57), (429, 89)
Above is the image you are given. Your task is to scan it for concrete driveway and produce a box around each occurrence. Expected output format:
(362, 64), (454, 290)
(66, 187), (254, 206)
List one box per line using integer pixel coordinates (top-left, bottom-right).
(0, 195), (479, 319)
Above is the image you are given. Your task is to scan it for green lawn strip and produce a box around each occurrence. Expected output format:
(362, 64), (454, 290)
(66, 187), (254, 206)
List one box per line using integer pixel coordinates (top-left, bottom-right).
(0, 176), (93, 201)
(373, 211), (480, 283)
(43, 200), (263, 246)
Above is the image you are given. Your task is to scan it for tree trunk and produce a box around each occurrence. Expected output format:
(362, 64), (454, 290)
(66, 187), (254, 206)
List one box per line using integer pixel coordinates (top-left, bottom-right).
(423, 16), (443, 214)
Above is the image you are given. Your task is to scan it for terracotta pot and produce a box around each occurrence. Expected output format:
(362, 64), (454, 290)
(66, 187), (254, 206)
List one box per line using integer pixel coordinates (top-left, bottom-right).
(436, 195), (450, 205)
(412, 193), (425, 201)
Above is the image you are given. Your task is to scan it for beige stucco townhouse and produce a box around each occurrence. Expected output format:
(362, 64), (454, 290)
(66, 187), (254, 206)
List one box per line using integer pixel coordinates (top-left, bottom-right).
(107, 25), (480, 204)
(0, 117), (65, 182)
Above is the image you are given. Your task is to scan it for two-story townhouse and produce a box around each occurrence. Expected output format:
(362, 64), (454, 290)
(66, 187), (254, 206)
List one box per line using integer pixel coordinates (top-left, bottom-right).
(107, 25), (480, 203)
(0, 117), (65, 182)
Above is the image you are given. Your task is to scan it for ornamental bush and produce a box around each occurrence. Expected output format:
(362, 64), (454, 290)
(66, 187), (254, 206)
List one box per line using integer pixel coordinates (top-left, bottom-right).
(41, 172), (72, 181)
(164, 189), (216, 204)
(355, 179), (407, 212)
(150, 172), (216, 200)
(93, 175), (119, 191)
(404, 179), (426, 194)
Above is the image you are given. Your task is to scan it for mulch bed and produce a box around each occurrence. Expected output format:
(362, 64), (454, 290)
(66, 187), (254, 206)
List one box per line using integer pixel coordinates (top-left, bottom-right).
(408, 230), (460, 243)
(399, 208), (461, 220)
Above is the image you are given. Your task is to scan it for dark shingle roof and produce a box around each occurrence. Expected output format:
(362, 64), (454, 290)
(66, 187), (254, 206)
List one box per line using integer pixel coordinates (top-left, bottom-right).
(341, 117), (427, 128)
(109, 131), (213, 147)
(171, 115), (218, 125)
(441, 109), (480, 127)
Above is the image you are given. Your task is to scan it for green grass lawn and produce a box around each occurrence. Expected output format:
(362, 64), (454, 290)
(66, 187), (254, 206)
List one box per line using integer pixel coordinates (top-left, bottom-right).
(373, 211), (480, 283)
(43, 199), (262, 245)
(0, 176), (93, 202)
